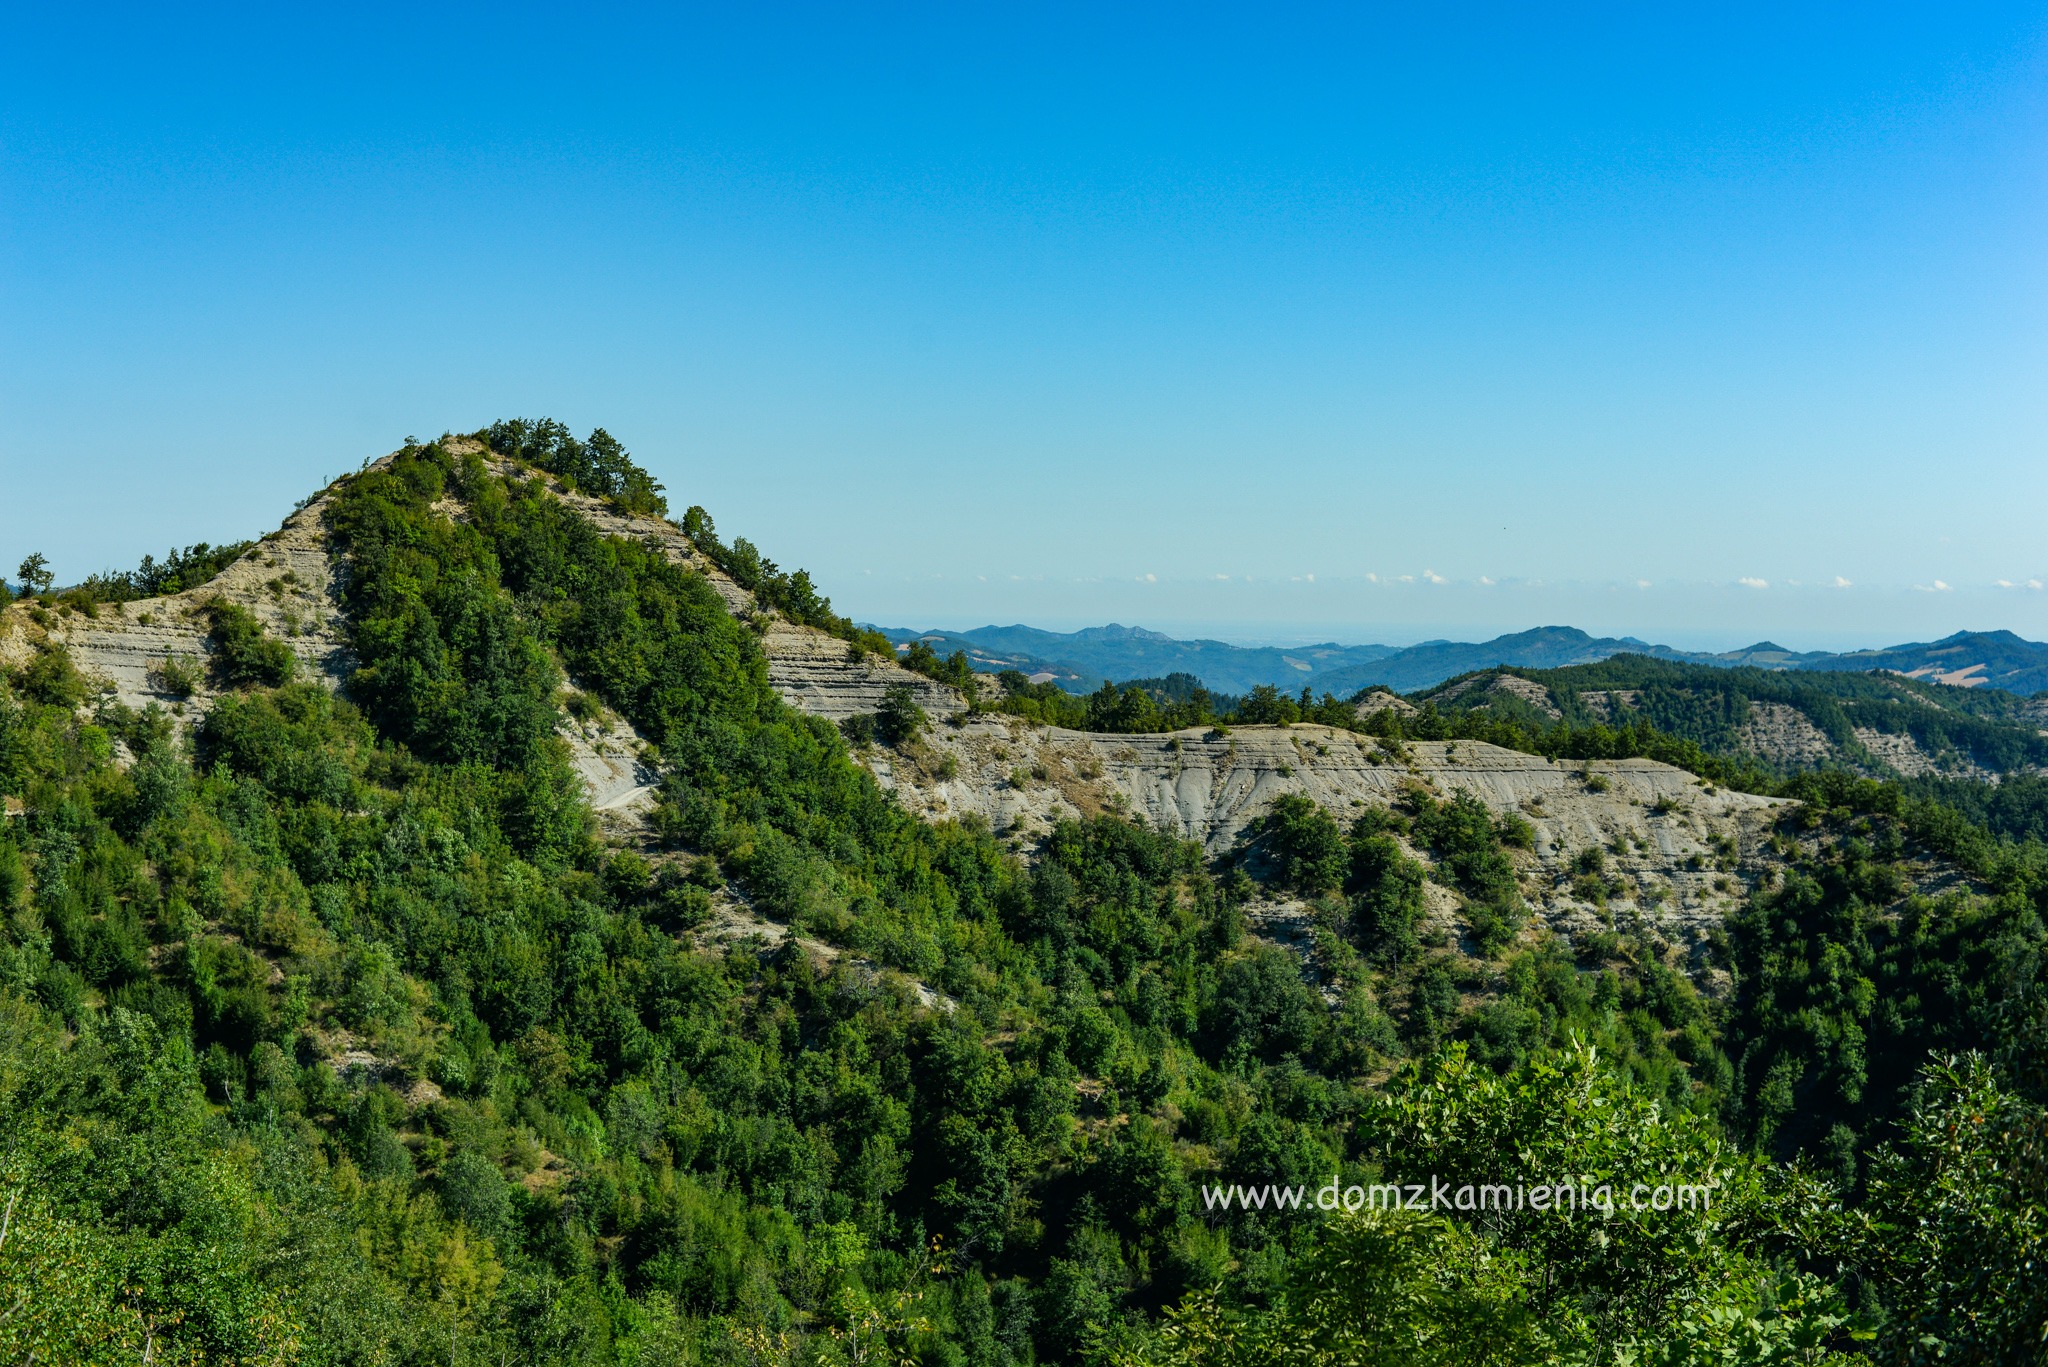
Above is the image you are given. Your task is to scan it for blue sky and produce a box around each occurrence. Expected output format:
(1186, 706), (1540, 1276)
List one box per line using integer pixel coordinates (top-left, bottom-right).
(3, 3), (2044, 649)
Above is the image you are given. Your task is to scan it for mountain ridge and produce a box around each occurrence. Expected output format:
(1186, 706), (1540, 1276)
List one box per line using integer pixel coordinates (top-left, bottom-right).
(875, 620), (2048, 698)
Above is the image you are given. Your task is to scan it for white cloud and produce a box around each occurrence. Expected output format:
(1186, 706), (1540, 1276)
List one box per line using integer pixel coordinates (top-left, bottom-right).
(1478, 576), (1495, 586)
(1635, 579), (1651, 589)
(1213, 573), (1231, 581)
(1396, 574), (1415, 583)
(1738, 577), (1768, 589)
(1423, 569), (1448, 585)
(1138, 573), (1157, 583)
(1365, 572), (1378, 583)
(1831, 576), (1852, 588)
(1912, 580), (1953, 593)
(1998, 579), (2014, 589)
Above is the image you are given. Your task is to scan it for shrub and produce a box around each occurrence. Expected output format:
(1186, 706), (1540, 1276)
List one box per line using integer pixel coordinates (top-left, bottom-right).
(204, 602), (295, 687)
(1262, 793), (1346, 896)
(876, 685), (927, 747)
(148, 652), (204, 698)
(1348, 833), (1426, 965)
(15, 645), (88, 707)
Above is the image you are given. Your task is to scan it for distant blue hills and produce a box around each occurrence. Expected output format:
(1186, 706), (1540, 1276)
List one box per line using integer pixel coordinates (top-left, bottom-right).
(870, 623), (2048, 698)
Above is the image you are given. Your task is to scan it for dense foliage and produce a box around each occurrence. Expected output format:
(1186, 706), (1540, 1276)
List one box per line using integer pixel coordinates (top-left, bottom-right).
(1, 432), (2042, 1364)
(484, 419), (669, 517)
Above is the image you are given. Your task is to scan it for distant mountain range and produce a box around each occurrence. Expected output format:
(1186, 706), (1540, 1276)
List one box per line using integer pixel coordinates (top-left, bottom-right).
(872, 623), (2048, 698)
(871, 622), (1396, 695)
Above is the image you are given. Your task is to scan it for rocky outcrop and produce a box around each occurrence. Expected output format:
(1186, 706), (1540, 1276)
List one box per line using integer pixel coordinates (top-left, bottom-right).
(15, 487), (354, 719)
(1736, 702), (1836, 766)
(842, 711), (1786, 943)
(761, 623), (966, 721)
(1851, 726), (1995, 782)
(1578, 689), (1641, 720)
(1354, 689), (1415, 719)
(1488, 674), (1561, 718)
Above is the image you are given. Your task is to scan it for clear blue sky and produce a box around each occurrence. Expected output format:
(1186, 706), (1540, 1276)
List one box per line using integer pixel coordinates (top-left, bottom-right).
(3, 4), (2044, 649)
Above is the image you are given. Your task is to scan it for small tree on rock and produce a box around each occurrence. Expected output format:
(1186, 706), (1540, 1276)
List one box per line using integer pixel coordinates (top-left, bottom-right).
(876, 685), (928, 748)
(15, 553), (52, 597)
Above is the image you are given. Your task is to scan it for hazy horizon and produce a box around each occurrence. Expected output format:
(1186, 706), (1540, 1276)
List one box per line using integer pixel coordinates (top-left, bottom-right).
(857, 614), (2030, 658)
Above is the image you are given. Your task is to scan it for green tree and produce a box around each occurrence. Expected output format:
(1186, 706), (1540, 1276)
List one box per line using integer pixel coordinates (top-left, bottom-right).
(1856, 1054), (2048, 1363)
(1262, 795), (1345, 896)
(204, 601), (297, 688)
(15, 552), (52, 596)
(877, 684), (928, 747)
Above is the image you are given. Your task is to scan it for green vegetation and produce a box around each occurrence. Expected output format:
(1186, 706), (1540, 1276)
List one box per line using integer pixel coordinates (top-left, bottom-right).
(15, 552), (53, 597)
(10, 540), (259, 612)
(0, 429), (2042, 1364)
(148, 651), (206, 698)
(484, 418), (669, 516)
(93, 540), (259, 601)
(984, 675), (1365, 737)
(1422, 655), (2048, 780)
(1896, 769), (2048, 845)
(206, 601), (298, 688)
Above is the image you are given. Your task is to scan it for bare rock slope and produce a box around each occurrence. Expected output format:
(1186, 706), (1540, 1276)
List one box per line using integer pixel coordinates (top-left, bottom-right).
(729, 606), (1789, 944)
(4, 490), (351, 719)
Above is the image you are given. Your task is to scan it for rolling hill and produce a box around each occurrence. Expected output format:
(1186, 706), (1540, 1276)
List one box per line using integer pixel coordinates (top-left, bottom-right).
(872, 621), (1398, 694)
(876, 620), (2048, 700)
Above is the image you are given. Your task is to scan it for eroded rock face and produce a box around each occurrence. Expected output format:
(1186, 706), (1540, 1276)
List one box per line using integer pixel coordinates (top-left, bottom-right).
(22, 490), (353, 718)
(1736, 701), (1836, 767)
(1353, 689), (1415, 719)
(1850, 726), (1996, 782)
(710, 599), (1790, 948)
(737, 619), (1785, 929)
(1487, 674), (1561, 718)
(761, 623), (964, 721)
(839, 710), (1785, 940)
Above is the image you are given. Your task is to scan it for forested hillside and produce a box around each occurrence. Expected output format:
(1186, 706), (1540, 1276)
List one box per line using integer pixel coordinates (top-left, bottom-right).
(1408, 657), (2048, 836)
(1, 429), (2043, 1365)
